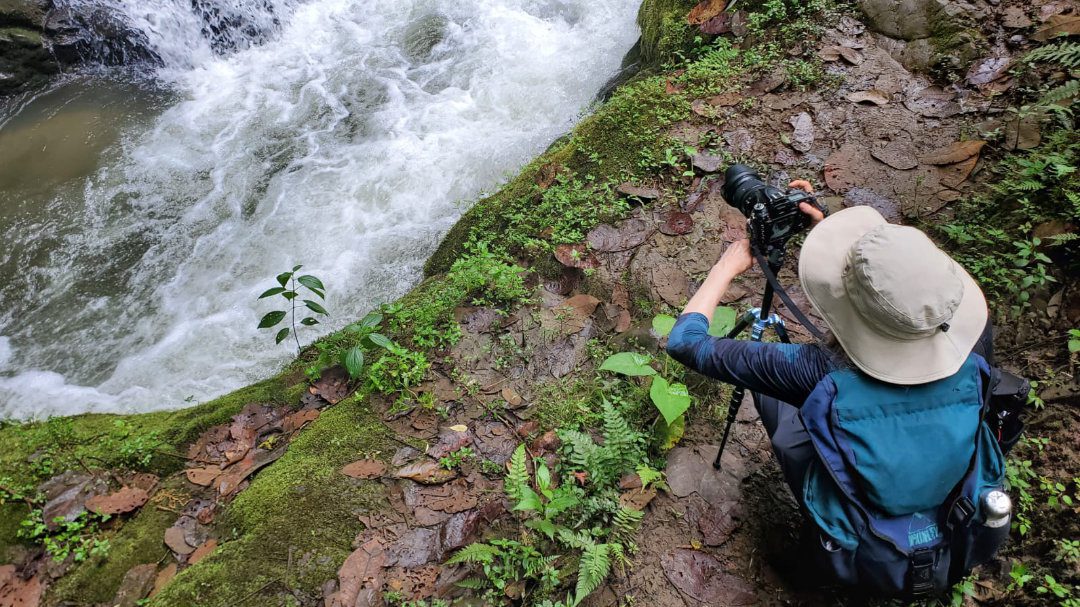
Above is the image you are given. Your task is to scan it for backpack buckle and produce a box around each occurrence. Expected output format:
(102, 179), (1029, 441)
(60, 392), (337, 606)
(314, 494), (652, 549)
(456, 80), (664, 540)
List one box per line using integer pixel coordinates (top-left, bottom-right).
(949, 496), (976, 528)
(910, 548), (936, 596)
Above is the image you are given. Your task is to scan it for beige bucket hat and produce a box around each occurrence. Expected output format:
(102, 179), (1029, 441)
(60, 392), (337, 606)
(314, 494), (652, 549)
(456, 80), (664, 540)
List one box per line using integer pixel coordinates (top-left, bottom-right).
(799, 206), (988, 385)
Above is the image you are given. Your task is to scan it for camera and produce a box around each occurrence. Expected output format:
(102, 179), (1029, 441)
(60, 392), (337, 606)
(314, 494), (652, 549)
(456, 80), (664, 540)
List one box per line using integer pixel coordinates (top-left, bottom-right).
(721, 164), (818, 254)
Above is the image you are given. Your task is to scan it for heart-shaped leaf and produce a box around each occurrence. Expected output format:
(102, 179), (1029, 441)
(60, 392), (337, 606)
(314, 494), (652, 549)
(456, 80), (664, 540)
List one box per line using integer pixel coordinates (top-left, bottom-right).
(258, 310), (287, 329)
(650, 377), (692, 425)
(599, 352), (656, 376)
(652, 314), (677, 337)
(708, 306), (738, 337)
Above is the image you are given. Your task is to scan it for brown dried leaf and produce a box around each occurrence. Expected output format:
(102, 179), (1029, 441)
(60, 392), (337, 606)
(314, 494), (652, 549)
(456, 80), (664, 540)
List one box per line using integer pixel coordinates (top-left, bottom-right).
(616, 182), (661, 200)
(283, 409), (320, 433)
(903, 86), (961, 118)
(707, 92), (742, 107)
(0, 566), (43, 607)
(500, 387), (524, 408)
(185, 467), (222, 487)
(659, 211), (695, 236)
(818, 46), (841, 61)
(536, 162), (559, 190)
(310, 366), (351, 405)
(163, 526), (195, 556)
(188, 540), (218, 565)
(331, 538), (386, 607)
(967, 57), (1012, 86)
(553, 244), (600, 270)
(1032, 14), (1080, 41)
(847, 90), (889, 106)
(586, 219), (652, 252)
(85, 486), (149, 516)
(619, 486), (658, 511)
(687, 0), (728, 25)
(919, 140), (986, 166)
(837, 46), (863, 65)
(1002, 6), (1032, 28)
(937, 155), (980, 188)
(395, 461), (457, 485)
(341, 460), (387, 480)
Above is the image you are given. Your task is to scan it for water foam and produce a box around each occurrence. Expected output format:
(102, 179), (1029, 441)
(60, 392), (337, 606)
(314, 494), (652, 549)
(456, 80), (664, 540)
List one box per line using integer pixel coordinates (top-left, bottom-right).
(0, 0), (641, 418)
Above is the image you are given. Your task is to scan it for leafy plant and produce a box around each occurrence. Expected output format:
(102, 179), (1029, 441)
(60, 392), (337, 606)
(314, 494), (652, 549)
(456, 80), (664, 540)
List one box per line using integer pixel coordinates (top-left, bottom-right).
(19, 510), (111, 563)
(1008, 561), (1034, 591)
(257, 265), (329, 352)
(1068, 329), (1080, 354)
(439, 447), (475, 471)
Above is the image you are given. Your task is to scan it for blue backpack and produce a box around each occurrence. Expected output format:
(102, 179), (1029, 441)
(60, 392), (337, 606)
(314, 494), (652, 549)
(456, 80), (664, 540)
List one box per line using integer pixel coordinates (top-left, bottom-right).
(797, 353), (1015, 598)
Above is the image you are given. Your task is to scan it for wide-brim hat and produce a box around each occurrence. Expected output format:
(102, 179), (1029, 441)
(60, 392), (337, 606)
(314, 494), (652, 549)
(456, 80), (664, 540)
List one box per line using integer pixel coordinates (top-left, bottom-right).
(799, 206), (988, 385)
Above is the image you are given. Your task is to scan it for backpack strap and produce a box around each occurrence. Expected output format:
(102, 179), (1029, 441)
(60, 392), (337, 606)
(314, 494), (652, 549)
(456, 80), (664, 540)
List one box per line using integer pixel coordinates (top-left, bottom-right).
(910, 548), (937, 597)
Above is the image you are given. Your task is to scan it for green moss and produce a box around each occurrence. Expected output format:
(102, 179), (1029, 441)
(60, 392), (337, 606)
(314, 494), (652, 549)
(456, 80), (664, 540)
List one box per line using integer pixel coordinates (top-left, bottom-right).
(150, 396), (392, 606)
(48, 479), (188, 604)
(636, 0), (698, 66)
(0, 502), (30, 564)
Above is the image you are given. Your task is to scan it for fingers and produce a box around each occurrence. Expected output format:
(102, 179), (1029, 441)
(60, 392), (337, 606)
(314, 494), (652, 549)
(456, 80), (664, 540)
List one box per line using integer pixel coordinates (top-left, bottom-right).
(788, 179), (814, 193)
(799, 202), (825, 225)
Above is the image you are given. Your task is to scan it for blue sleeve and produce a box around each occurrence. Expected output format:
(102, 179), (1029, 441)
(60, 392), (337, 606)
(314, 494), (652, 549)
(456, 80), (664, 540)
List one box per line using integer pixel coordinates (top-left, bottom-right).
(665, 312), (834, 407)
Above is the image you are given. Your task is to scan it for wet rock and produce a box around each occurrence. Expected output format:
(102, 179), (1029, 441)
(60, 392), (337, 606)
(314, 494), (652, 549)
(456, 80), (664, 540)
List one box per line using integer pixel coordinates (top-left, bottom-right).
(871, 140), (918, 170)
(787, 112), (815, 153)
(587, 219), (652, 253)
(844, 188), (903, 222)
(665, 445), (747, 503)
(856, 0), (968, 41)
(661, 549), (757, 604)
(38, 471), (108, 530)
(385, 528), (441, 567)
(691, 152), (724, 173)
(903, 85), (962, 118)
(111, 565), (158, 607)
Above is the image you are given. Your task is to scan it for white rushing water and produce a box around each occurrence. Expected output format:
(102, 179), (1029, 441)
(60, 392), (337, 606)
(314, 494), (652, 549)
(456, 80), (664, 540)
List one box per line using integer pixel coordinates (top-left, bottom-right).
(0, 0), (641, 418)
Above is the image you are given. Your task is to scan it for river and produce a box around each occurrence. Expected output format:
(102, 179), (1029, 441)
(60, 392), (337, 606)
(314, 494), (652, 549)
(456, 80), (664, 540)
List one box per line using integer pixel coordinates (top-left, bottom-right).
(0, 0), (641, 418)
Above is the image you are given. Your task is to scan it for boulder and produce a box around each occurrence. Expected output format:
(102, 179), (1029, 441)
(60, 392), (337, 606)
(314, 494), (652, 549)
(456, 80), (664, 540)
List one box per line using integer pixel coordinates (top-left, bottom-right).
(858, 0), (985, 75)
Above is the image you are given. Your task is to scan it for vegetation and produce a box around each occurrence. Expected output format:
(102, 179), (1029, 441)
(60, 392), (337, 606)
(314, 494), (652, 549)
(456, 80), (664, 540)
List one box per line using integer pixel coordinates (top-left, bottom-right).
(257, 265), (330, 351)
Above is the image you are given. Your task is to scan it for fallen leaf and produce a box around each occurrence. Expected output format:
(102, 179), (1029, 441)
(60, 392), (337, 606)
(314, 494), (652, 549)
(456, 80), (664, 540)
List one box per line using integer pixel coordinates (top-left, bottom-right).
(395, 461), (457, 485)
(85, 486), (149, 515)
(448, 424), (468, 433)
(163, 526), (195, 556)
(188, 540), (218, 565)
(707, 92), (742, 107)
(1032, 14), (1080, 41)
(723, 128), (755, 153)
(967, 57), (1012, 86)
(937, 155), (980, 188)
(619, 486), (658, 511)
(818, 46), (841, 61)
(283, 409), (320, 433)
(919, 140), (986, 166)
(0, 567), (43, 607)
(691, 152), (723, 173)
(748, 71), (785, 95)
(837, 46), (863, 65)
(787, 112), (814, 152)
(149, 564), (177, 599)
(870, 141), (917, 170)
(904, 86), (961, 118)
(185, 467), (222, 487)
(661, 549), (757, 604)
(330, 538), (386, 607)
(847, 90), (889, 106)
(616, 182), (661, 200)
(659, 211), (695, 236)
(310, 366), (351, 405)
(586, 219), (652, 252)
(536, 163), (559, 189)
(687, 0), (728, 25)
(342, 460), (387, 479)
(553, 244), (600, 270)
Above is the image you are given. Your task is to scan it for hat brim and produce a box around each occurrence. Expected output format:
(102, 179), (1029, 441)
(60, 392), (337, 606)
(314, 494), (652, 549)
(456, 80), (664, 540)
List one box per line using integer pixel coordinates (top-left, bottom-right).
(798, 206), (988, 385)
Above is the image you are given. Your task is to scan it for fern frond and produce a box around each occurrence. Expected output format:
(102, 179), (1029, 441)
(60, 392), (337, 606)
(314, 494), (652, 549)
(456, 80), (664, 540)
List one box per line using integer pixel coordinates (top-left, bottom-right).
(446, 542), (501, 565)
(1028, 41), (1080, 68)
(1042, 79), (1080, 106)
(613, 507), (644, 541)
(1048, 232), (1080, 245)
(557, 528), (596, 551)
(505, 443), (529, 503)
(574, 543), (611, 605)
(558, 429), (600, 473)
(454, 578), (489, 590)
(525, 554), (561, 577)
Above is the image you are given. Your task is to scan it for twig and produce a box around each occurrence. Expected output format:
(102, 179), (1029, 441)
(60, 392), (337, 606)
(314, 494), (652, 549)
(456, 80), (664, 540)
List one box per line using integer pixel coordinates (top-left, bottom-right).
(154, 449), (197, 461)
(155, 505), (184, 515)
(236, 580), (279, 606)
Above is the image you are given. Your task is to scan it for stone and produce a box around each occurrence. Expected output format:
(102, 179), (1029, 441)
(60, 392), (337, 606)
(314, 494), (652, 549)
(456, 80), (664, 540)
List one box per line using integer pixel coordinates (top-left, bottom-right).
(857, 0), (963, 41)
(661, 549), (757, 604)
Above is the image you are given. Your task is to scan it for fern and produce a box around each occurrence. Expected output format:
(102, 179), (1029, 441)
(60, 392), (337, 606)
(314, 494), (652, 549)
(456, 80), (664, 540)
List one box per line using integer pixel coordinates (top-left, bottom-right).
(558, 429), (601, 474)
(454, 578), (488, 590)
(613, 507), (644, 542)
(446, 542), (501, 565)
(1042, 79), (1080, 106)
(505, 443), (530, 504)
(1028, 41), (1080, 68)
(600, 401), (645, 476)
(525, 554), (561, 577)
(574, 543), (612, 604)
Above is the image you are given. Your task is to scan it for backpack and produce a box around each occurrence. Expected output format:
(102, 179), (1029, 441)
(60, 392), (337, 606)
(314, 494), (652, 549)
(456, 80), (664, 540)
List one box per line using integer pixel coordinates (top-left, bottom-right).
(796, 353), (1030, 598)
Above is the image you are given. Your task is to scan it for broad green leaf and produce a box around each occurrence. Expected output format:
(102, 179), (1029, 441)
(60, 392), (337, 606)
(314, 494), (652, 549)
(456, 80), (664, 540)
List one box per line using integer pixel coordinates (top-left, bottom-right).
(535, 461), (552, 493)
(652, 314), (677, 337)
(708, 306), (738, 337)
(258, 310), (287, 329)
(513, 487), (542, 512)
(258, 287), (286, 299)
(367, 333), (394, 350)
(1069, 339), (1080, 354)
(300, 317), (319, 326)
(653, 414), (685, 452)
(598, 352), (656, 376)
(303, 300), (328, 315)
(297, 274), (325, 293)
(275, 327), (290, 344)
(650, 377), (692, 425)
(525, 518), (557, 540)
(343, 346), (364, 378)
(282, 291), (298, 300)
(360, 312), (383, 329)
(292, 264), (303, 271)
(276, 272), (293, 287)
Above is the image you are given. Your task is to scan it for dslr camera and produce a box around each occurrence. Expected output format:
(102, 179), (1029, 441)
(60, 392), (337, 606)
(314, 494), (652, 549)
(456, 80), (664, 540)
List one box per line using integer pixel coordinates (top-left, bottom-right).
(721, 164), (819, 254)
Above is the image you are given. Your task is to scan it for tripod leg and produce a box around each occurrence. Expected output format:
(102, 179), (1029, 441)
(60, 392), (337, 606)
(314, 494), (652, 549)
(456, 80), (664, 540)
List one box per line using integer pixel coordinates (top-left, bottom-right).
(774, 322), (792, 344)
(713, 385), (745, 470)
(726, 311), (756, 340)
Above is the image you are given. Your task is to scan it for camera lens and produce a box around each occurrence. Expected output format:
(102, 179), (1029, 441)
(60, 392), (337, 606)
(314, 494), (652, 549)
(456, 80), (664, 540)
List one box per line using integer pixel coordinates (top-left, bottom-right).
(721, 164), (767, 216)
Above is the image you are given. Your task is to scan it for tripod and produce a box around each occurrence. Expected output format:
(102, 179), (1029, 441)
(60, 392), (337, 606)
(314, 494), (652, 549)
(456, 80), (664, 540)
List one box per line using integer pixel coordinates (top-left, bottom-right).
(712, 245), (790, 470)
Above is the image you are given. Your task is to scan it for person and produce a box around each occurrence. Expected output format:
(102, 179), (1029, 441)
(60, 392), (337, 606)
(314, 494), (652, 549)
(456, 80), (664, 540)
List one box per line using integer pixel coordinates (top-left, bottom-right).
(665, 181), (1012, 598)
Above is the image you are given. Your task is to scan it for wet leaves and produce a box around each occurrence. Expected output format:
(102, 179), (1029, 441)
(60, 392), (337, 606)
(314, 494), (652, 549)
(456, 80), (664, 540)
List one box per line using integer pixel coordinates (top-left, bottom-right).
(966, 57), (1012, 86)
(330, 538), (386, 607)
(1002, 6), (1032, 28)
(163, 526), (195, 556)
(1032, 13), (1080, 41)
(0, 565), (43, 607)
(310, 366), (351, 405)
(395, 461), (457, 485)
(188, 539), (217, 565)
(184, 467), (221, 487)
(819, 45), (863, 64)
(691, 152), (723, 173)
(553, 244), (600, 270)
(616, 182), (661, 201)
(687, 0), (729, 25)
(659, 211), (695, 236)
(661, 549), (757, 604)
(342, 460), (387, 480)
(903, 86), (961, 118)
(787, 112), (814, 153)
(920, 140), (986, 166)
(37, 471), (108, 530)
(85, 486), (149, 515)
(870, 140), (918, 170)
(847, 89), (890, 106)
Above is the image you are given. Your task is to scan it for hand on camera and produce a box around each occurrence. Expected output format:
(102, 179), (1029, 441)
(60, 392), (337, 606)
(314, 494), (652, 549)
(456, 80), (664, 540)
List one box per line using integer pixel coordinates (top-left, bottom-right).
(789, 180), (825, 226)
(715, 239), (753, 277)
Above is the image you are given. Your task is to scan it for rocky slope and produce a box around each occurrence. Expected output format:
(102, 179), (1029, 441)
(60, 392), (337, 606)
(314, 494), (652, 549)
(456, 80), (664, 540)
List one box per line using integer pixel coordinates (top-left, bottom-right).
(1, 0), (1078, 606)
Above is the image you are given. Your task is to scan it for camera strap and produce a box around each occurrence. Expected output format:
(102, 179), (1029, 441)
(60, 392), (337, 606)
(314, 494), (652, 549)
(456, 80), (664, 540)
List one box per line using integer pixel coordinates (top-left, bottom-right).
(753, 251), (827, 342)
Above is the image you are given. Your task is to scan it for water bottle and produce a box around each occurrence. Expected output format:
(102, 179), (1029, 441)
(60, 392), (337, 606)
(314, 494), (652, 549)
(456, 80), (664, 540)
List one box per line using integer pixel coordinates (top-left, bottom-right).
(982, 490), (1012, 528)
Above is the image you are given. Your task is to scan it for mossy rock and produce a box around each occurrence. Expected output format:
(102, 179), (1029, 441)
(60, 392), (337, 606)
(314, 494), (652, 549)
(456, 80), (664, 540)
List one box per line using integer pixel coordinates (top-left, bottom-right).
(0, 0), (48, 28)
(637, 0), (699, 66)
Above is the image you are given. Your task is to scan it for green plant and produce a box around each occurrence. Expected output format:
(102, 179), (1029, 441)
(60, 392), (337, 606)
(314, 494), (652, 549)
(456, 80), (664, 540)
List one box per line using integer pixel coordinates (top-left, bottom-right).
(439, 447), (475, 471)
(1069, 329), (1080, 353)
(1054, 538), (1080, 565)
(1037, 575), (1074, 600)
(366, 347), (429, 394)
(1008, 561), (1034, 591)
(257, 265), (329, 352)
(19, 509), (112, 563)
